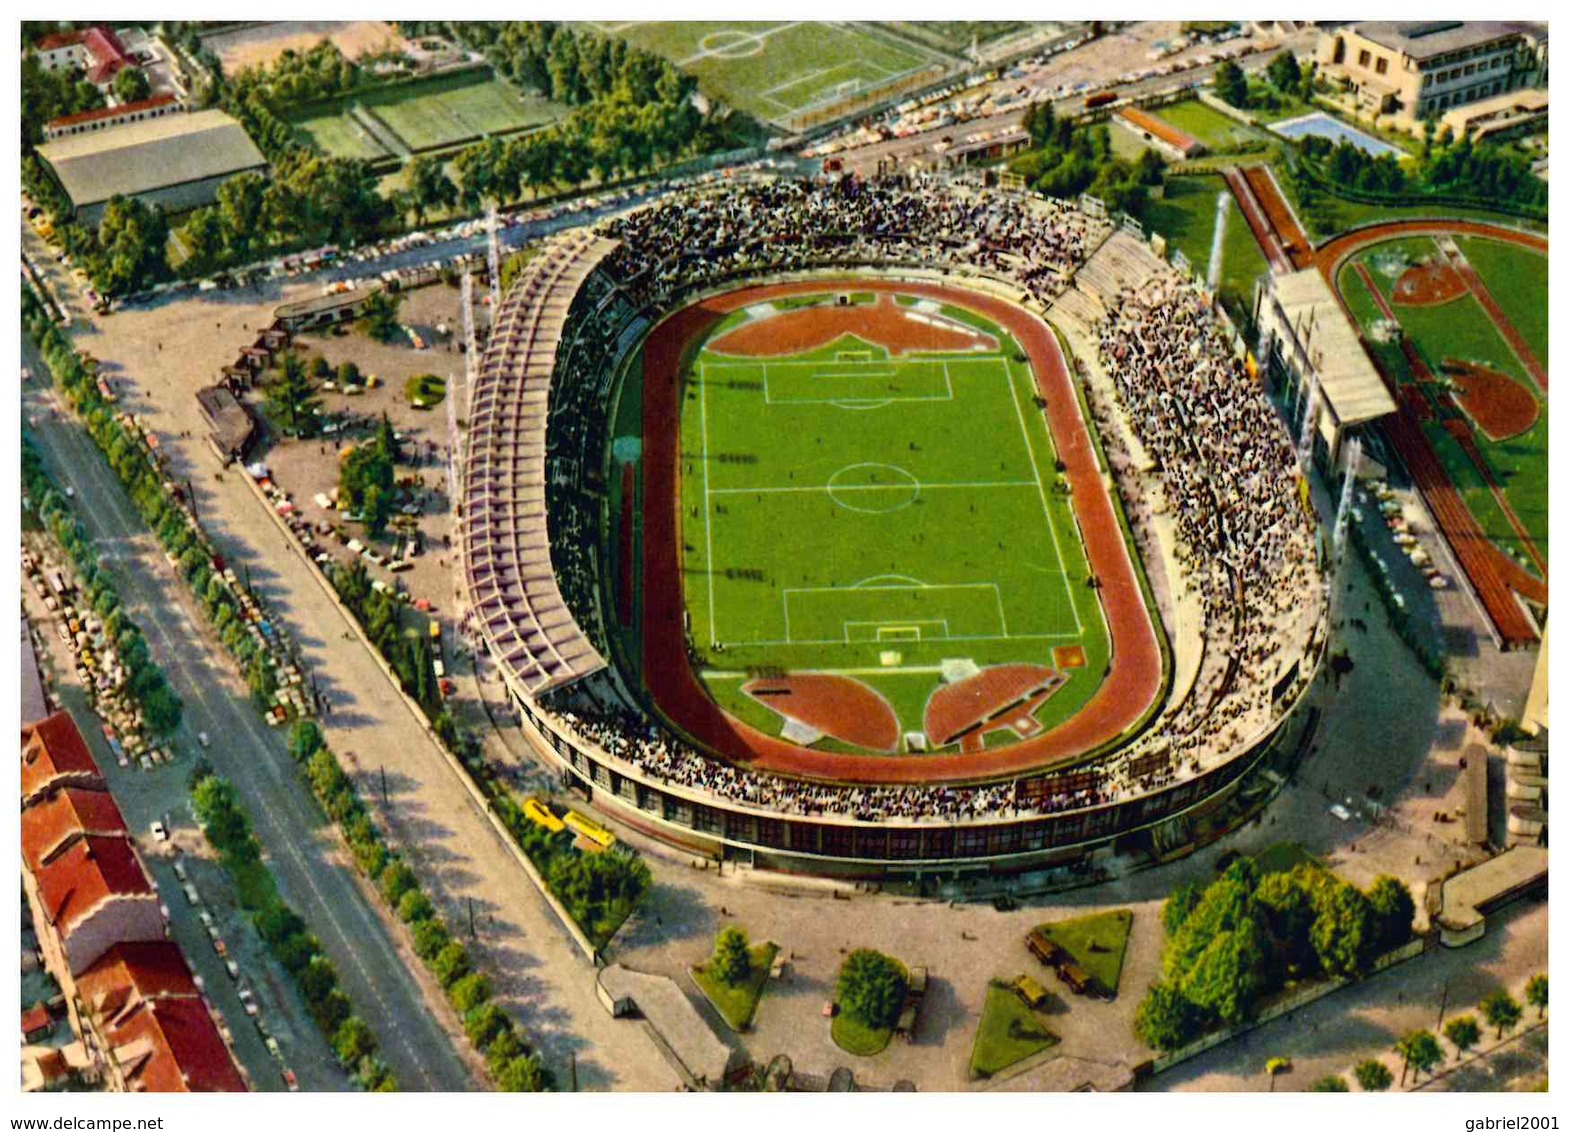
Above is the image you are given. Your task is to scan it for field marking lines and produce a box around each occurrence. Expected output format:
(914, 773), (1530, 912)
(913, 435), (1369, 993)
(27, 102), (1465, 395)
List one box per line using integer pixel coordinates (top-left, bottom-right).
(706, 478), (1038, 496)
(754, 357), (968, 406)
(779, 581), (1008, 646)
(1003, 358), (1083, 634)
(677, 22), (797, 67)
(698, 366), (718, 647)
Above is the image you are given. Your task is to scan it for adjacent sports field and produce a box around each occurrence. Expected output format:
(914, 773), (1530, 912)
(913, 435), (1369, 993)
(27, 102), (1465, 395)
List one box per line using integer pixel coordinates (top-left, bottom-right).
(1336, 234), (1547, 571)
(1150, 98), (1260, 152)
(293, 70), (564, 161)
(584, 21), (942, 126)
(676, 290), (1110, 754)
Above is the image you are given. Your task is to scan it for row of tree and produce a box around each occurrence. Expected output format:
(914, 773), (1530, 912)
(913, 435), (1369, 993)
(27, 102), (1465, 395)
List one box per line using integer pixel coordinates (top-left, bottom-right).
(1294, 127), (1547, 214)
(1012, 99), (1166, 213)
(1135, 858), (1415, 1050)
(288, 720), (549, 1090)
(190, 767), (399, 1090)
(25, 292), (306, 727)
(23, 442), (184, 735)
(1310, 976), (1546, 1091)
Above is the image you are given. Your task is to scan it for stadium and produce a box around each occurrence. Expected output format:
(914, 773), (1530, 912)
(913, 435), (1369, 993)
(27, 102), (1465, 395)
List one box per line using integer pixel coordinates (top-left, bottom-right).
(461, 177), (1329, 877)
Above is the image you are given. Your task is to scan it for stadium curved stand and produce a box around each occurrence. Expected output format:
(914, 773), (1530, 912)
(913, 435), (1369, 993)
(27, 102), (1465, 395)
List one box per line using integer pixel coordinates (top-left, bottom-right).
(462, 231), (620, 695)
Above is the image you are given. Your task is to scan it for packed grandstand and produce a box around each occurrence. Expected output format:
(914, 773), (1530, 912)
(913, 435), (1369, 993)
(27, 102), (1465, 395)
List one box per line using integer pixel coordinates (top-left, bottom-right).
(460, 175), (1328, 865)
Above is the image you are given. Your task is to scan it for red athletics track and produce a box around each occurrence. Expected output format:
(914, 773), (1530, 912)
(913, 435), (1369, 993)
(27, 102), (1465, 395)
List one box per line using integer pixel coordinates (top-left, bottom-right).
(639, 278), (1164, 786)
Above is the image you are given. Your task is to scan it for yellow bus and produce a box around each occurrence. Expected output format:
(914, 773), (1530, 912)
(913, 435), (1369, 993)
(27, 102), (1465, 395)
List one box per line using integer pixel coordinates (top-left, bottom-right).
(521, 797), (565, 834)
(563, 810), (616, 851)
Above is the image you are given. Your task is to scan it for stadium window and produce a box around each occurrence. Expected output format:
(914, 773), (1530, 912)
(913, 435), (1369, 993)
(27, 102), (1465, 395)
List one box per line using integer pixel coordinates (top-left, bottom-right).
(889, 829), (921, 859)
(925, 828), (955, 857)
(1375, 57), (1388, 75)
(1464, 63), (1475, 76)
(821, 827), (856, 858)
(1358, 48), (1371, 67)
(755, 819), (784, 849)
(854, 829), (887, 859)
(728, 813), (757, 844)
(663, 796), (693, 827)
(693, 806), (721, 835)
(957, 827), (989, 856)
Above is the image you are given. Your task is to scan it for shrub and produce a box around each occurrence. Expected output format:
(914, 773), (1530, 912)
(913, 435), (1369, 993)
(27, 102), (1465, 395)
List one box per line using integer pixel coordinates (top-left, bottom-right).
(413, 919), (451, 962)
(449, 972), (492, 1014)
(397, 889), (435, 924)
(433, 941), (471, 988)
(379, 860), (418, 905)
(464, 1002), (509, 1050)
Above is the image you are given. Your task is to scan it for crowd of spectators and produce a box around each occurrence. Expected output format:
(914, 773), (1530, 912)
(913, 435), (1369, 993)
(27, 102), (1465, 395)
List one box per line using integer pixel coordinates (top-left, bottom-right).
(476, 175), (1323, 827)
(1094, 262), (1323, 776)
(602, 175), (1108, 312)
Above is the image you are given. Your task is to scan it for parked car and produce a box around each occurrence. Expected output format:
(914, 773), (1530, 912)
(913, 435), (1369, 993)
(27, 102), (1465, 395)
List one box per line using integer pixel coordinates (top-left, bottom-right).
(149, 820), (169, 842)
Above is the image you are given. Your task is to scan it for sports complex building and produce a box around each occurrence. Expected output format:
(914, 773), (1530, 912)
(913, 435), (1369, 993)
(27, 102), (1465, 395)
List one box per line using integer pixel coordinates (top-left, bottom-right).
(461, 178), (1329, 877)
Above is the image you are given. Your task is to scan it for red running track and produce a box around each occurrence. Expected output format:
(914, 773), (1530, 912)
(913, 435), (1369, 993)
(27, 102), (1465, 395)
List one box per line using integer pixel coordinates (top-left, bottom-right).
(639, 278), (1164, 786)
(1223, 168), (1292, 276)
(1241, 165), (1313, 270)
(1330, 229), (1547, 647)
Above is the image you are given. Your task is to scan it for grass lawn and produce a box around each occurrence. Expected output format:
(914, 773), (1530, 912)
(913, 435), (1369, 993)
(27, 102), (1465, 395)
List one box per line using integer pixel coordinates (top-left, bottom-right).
(969, 982), (1058, 1078)
(590, 21), (940, 126)
(1134, 175), (1222, 274)
(831, 1009), (894, 1057)
(1032, 910), (1132, 996)
(370, 77), (562, 151)
(404, 373), (446, 408)
(679, 292), (1116, 750)
(1455, 236), (1548, 368)
(1217, 191), (1271, 312)
(1154, 99), (1260, 152)
(1252, 841), (1323, 875)
(294, 111), (392, 162)
(690, 942), (779, 1031)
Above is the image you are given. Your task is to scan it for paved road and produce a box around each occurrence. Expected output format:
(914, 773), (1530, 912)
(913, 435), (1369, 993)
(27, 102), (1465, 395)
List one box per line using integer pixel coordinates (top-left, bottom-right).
(60, 274), (679, 1089)
(836, 45), (1291, 177)
(21, 336), (477, 1093)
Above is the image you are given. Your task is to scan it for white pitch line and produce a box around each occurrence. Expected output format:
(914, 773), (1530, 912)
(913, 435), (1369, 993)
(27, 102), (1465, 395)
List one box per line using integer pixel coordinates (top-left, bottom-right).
(1003, 356), (1083, 634)
(707, 479), (1038, 496)
(698, 362), (718, 647)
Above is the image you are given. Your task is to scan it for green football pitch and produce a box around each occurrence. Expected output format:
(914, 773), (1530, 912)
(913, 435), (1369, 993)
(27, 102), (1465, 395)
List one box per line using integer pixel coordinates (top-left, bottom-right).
(584, 21), (940, 126)
(677, 296), (1111, 748)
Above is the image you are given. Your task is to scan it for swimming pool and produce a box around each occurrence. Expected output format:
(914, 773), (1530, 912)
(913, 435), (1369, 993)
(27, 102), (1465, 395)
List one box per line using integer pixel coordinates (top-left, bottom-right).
(1271, 111), (1407, 159)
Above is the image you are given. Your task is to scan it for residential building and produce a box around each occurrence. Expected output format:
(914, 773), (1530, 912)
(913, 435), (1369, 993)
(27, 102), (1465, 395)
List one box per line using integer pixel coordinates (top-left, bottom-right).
(34, 27), (133, 86)
(1316, 21), (1548, 124)
(19, 711), (247, 1092)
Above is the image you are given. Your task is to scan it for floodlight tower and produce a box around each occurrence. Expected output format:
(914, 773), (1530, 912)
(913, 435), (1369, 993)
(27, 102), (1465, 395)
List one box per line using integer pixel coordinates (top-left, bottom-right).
(487, 205), (503, 318)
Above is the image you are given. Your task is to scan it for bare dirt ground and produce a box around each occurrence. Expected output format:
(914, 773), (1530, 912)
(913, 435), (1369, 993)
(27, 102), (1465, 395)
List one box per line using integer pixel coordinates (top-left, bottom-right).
(204, 21), (409, 73)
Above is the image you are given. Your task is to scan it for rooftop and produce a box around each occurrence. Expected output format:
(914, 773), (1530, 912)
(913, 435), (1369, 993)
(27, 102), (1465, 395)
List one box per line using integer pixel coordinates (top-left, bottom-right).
(22, 711), (104, 803)
(103, 996), (248, 1092)
(46, 93), (180, 133)
(78, 942), (204, 1020)
(1268, 269), (1397, 426)
(21, 786), (129, 873)
(31, 834), (153, 937)
(1352, 21), (1546, 61)
(37, 108), (267, 211)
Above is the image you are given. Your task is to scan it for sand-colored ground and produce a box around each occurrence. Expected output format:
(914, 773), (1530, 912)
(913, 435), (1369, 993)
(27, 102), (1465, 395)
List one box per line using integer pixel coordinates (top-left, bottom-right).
(205, 20), (408, 74)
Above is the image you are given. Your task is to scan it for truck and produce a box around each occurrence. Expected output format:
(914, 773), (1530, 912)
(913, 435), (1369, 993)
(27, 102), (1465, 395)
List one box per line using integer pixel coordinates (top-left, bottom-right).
(1025, 928), (1067, 968)
(893, 965), (929, 1042)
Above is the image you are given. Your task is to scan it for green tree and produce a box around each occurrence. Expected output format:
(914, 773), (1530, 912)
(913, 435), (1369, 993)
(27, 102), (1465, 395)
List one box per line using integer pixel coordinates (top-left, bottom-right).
(1266, 51), (1302, 93)
(464, 1002), (509, 1049)
(332, 1015), (378, 1067)
(1444, 1015), (1481, 1059)
(1134, 981), (1201, 1051)
(406, 154), (459, 223)
(1162, 880), (1204, 936)
(433, 940), (471, 988)
(265, 353), (323, 438)
(1395, 1029), (1442, 1085)
(711, 925), (752, 986)
(359, 288), (402, 343)
(1309, 1074), (1348, 1092)
(1308, 878), (1375, 978)
(113, 66), (152, 104)
(1525, 974), (1548, 1019)
(494, 1053), (546, 1092)
(1365, 875), (1415, 953)
(94, 195), (169, 296)
(1213, 59), (1249, 108)
(1353, 1059), (1392, 1092)
(836, 949), (907, 1030)
(449, 972), (492, 1014)
(1481, 990), (1523, 1039)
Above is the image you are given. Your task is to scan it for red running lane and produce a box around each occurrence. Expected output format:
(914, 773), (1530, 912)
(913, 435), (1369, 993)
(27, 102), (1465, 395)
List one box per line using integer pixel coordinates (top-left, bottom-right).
(640, 278), (1163, 786)
(1451, 255), (1549, 393)
(1223, 168), (1291, 275)
(1241, 165), (1312, 270)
